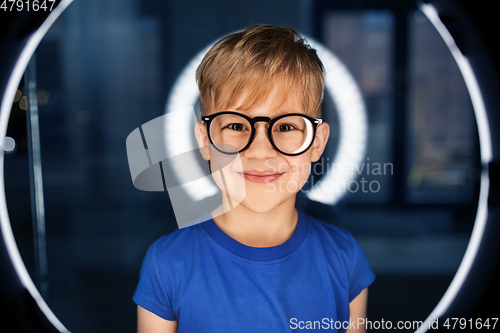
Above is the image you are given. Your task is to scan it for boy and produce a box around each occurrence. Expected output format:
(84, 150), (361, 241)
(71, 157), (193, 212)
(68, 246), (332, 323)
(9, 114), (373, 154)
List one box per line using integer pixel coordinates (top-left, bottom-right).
(133, 24), (375, 332)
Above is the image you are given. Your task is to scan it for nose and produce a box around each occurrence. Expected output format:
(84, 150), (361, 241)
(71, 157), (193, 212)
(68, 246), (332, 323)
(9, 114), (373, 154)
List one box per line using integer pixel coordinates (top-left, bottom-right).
(243, 123), (278, 160)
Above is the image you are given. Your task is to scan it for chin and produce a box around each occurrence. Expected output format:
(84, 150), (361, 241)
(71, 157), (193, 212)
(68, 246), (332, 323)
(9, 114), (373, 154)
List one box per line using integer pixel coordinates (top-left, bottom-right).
(237, 191), (295, 215)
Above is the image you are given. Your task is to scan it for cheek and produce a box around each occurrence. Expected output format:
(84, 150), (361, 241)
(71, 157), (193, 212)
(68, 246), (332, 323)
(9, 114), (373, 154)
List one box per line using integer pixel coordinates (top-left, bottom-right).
(211, 160), (246, 206)
(285, 158), (311, 192)
(288, 158), (311, 179)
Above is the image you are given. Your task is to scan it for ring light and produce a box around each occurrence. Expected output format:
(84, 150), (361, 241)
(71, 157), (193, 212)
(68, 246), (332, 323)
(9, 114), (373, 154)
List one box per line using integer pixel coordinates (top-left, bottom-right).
(0, 2), (73, 332)
(0, 1), (496, 332)
(415, 3), (492, 332)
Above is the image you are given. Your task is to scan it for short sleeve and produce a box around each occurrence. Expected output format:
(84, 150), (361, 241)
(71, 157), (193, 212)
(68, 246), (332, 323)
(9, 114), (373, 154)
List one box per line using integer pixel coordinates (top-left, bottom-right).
(133, 239), (177, 321)
(347, 237), (375, 302)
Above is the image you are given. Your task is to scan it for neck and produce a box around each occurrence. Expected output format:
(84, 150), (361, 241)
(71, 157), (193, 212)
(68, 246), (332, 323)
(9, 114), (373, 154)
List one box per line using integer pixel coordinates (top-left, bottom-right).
(212, 199), (298, 248)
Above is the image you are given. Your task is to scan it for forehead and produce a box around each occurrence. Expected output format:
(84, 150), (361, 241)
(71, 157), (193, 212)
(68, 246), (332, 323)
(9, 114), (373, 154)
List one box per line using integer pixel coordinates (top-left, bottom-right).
(221, 84), (307, 117)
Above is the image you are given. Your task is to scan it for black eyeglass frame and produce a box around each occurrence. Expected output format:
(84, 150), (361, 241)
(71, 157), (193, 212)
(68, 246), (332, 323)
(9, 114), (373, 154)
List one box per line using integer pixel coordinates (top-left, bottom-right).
(201, 111), (324, 156)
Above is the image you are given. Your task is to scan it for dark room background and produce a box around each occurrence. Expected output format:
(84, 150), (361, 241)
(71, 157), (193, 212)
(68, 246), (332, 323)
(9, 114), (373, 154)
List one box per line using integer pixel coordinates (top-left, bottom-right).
(4, 0), (481, 332)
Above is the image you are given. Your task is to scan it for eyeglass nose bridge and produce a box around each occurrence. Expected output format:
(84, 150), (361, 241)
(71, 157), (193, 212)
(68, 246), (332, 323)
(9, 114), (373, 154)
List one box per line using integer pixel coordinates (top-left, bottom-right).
(249, 116), (273, 124)
(244, 116), (276, 151)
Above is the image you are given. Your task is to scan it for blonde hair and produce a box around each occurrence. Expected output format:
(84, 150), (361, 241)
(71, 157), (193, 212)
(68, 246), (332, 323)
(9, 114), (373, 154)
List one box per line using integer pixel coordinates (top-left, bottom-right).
(196, 24), (325, 117)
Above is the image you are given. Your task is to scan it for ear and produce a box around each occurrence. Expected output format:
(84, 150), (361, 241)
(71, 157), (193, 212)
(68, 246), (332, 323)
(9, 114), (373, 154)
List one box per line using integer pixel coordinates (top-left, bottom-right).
(194, 122), (211, 161)
(310, 122), (330, 163)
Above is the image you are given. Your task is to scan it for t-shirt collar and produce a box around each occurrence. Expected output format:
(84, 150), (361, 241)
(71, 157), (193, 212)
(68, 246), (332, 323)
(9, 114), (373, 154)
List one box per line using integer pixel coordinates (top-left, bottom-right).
(201, 210), (308, 261)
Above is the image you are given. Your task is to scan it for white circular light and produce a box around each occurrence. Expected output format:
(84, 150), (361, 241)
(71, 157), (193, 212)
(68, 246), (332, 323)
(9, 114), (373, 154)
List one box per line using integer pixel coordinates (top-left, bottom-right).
(0, 1), (74, 332)
(305, 38), (367, 205)
(415, 4), (492, 333)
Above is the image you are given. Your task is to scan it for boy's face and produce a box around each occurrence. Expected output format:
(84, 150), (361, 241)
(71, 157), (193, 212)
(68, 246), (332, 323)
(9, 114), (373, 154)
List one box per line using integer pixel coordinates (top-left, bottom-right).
(196, 86), (330, 215)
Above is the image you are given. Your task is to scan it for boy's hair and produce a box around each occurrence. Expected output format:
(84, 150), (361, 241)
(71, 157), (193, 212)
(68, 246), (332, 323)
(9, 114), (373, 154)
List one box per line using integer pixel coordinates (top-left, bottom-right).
(196, 24), (325, 117)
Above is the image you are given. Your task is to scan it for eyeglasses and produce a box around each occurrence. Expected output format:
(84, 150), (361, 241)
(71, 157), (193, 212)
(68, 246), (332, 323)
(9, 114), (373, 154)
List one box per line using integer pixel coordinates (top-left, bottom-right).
(202, 111), (323, 156)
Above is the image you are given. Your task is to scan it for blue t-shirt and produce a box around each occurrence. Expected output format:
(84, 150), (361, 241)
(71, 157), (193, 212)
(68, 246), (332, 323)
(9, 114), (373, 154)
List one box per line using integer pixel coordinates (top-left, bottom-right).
(133, 210), (375, 332)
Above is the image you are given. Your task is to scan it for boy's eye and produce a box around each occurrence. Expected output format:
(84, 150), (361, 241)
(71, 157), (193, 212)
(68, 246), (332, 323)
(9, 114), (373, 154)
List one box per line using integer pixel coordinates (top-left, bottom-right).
(275, 124), (296, 132)
(225, 123), (248, 131)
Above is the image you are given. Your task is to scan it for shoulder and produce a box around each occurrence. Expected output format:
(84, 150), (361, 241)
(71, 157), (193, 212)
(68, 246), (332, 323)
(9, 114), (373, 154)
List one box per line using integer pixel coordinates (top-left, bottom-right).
(147, 223), (206, 258)
(150, 224), (203, 253)
(301, 211), (375, 298)
(303, 212), (359, 252)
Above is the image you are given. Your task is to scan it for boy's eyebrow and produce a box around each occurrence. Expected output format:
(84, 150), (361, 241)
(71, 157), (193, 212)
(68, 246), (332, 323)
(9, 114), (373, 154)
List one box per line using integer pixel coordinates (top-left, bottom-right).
(227, 101), (305, 115)
(225, 109), (311, 118)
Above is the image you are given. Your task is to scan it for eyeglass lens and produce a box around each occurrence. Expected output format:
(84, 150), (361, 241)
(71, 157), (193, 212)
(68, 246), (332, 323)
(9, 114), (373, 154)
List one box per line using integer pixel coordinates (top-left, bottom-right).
(209, 114), (314, 155)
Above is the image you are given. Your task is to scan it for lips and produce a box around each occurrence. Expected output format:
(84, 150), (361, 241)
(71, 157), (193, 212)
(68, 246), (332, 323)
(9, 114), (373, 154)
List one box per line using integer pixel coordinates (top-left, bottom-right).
(238, 170), (284, 184)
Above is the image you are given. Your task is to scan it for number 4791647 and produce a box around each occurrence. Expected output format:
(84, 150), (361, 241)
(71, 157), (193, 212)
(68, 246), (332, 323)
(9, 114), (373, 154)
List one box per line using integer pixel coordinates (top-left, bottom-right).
(443, 318), (498, 330)
(1, 0), (57, 12)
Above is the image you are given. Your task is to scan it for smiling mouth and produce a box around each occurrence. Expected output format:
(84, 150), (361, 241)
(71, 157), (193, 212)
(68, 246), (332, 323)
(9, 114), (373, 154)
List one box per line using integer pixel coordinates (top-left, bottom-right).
(237, 170), (285, 184)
